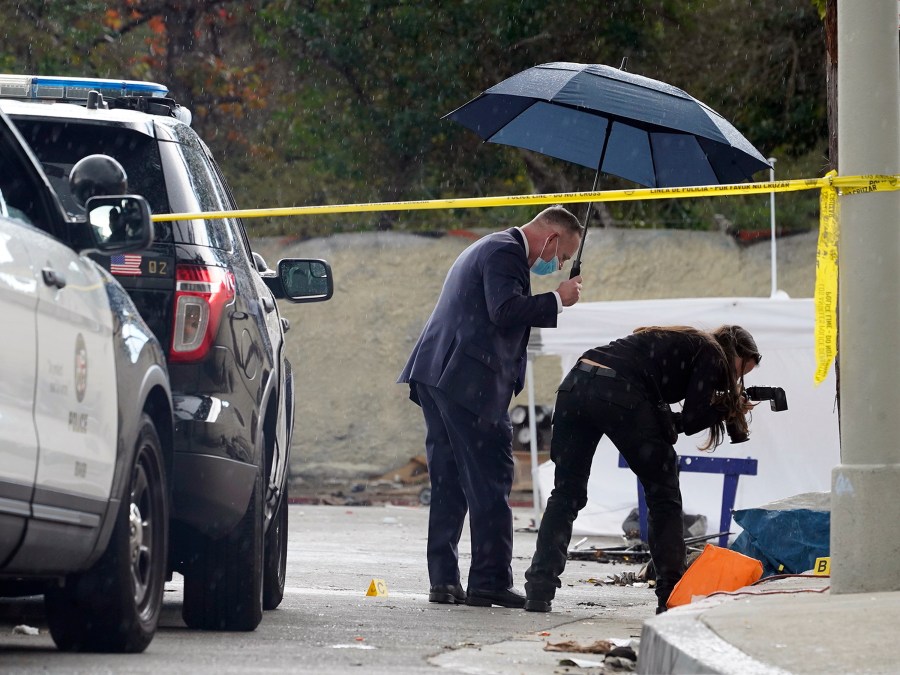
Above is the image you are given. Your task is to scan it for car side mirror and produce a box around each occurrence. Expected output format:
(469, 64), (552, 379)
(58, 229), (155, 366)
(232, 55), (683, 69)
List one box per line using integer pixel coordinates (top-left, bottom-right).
(268, 258), (334, 303)
(85, 195), (153, 254)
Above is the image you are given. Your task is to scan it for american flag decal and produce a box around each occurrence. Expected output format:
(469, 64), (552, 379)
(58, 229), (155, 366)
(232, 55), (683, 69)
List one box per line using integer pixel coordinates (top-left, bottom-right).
(110, 253), (142, 276)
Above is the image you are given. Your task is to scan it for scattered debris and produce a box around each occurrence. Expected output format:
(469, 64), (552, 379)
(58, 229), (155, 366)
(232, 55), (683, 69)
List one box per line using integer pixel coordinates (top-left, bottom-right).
(541, 645), (635, 672)
(608, 645), (638, 660)
(376, 455), (429, 486)
(330, 643), (376, 650)
(547, 638), (637, 668)
(544, 638), (613, 654)
(607, 572), (639, 586)
(568, 543), (651, 564)
(585, 572), (648, 587)
(605, 654), (638, 671)
(568, 531), (731, 566)
(621, 509), (708, 540)
(638, 561), (655, 582)
(12, 625), (39, 636)
(319, 492), (372, 507)
(557, 656), (605, 668)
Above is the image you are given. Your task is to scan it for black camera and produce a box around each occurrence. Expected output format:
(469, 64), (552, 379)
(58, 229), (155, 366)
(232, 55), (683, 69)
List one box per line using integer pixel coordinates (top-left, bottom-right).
(726, 386), (789, 443)
(745, 386), (788, 412)
(726, 419), (750, 444)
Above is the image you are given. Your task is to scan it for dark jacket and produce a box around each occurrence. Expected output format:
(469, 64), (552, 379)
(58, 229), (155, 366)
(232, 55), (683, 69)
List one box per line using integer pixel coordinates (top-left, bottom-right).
(586, 330), (729, 435)
(399, 228), (559, 421)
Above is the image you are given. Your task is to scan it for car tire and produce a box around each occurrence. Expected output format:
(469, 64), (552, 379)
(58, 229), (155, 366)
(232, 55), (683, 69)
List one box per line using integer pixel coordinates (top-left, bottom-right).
(262, 484), (288, 610)
(182, 455), (264, 631)
(45, 414), (168, 653)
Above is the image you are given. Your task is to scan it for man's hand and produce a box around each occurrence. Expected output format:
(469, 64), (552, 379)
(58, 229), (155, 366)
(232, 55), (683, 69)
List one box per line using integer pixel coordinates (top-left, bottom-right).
(557, 275), (582, 307)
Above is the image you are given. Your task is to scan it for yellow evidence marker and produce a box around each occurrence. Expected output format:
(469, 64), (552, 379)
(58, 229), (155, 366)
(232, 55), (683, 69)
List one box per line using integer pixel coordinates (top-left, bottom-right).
(812, 557), (831, 576)
(366, 579), (388, 596)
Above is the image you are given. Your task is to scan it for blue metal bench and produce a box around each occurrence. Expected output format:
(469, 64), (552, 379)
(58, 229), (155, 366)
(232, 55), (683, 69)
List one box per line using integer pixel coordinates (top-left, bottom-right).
(617, 454), (758, 547)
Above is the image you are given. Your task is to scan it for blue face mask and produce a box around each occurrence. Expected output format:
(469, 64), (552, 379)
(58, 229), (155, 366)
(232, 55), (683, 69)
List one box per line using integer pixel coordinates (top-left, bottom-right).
(530, 236), (560, 276)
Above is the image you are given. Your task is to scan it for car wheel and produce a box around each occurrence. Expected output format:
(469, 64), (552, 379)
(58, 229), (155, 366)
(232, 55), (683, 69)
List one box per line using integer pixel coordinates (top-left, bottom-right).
(45, 414), (168, 652)
(262, 484), (288, 610)
(182, 454), (264, 631)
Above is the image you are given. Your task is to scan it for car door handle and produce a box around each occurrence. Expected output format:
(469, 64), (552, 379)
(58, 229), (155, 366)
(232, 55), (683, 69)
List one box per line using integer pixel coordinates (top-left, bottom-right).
(42, 268), (67, 289)
(262, 296), (276, 313)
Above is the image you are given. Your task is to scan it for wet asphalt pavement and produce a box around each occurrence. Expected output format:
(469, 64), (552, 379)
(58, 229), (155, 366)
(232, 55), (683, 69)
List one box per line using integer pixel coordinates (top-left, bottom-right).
(0, 504), (655, 673)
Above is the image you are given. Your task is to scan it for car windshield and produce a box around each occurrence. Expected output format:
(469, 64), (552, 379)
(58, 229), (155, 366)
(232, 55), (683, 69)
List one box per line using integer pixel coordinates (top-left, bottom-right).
(13, 119), (170, 219)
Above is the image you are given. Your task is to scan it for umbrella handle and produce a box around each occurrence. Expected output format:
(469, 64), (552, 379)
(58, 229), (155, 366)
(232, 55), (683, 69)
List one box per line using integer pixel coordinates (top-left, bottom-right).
(569, 197), (593, 280)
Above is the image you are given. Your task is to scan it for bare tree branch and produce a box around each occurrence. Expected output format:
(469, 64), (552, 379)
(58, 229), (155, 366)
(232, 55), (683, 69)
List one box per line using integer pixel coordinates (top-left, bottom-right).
(91, 12), (159, 49)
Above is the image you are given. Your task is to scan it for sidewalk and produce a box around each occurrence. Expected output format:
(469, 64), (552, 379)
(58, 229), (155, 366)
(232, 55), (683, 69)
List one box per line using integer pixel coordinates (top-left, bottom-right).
(637, 575), (900, 674)
(425, 573), (900, 674)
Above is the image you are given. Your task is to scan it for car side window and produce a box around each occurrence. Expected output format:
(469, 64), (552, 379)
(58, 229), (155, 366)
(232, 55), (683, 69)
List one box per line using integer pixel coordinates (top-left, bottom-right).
(208, 153), (254, 262)
(14, 120), (170, 220)
(166, 124), (235, 251)
(0, 128), (53, 231)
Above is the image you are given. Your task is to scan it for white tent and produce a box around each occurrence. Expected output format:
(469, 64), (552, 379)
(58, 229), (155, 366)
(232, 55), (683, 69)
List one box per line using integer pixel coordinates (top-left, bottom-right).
(529, 297), (840, 538)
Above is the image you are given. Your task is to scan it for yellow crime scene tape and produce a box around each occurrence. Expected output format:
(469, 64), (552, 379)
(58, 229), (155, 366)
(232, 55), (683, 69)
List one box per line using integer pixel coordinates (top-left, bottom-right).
(815, 172), (840, 386)
(149, 174), (897, 222)
(151, 173), (899, 385)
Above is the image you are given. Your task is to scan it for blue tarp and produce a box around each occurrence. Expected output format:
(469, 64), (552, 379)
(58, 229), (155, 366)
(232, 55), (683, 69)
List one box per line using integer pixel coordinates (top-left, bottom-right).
(730, 492), (830, 577)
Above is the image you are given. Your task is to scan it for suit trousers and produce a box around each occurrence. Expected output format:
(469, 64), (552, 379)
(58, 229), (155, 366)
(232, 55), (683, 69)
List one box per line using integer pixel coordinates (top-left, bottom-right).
(524, 368), (686, 607)
(414, 381), (515, 591)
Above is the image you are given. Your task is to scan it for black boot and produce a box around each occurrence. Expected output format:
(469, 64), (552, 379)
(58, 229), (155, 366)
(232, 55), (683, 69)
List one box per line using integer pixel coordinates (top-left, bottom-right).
(524, 597), (552, 612)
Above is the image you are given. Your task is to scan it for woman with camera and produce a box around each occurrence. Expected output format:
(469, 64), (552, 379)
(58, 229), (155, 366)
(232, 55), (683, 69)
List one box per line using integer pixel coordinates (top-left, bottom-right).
(523, 325), (761, 615)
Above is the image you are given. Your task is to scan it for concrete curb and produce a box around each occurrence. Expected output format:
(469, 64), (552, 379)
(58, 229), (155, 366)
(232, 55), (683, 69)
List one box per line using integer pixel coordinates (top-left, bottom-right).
(638, 597), (788, 675)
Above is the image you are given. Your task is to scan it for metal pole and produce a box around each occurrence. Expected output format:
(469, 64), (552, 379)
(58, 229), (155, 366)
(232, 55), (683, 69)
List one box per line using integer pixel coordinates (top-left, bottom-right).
(570, 123), (612, 280)
(768, 157), (777, 298)
(525, 356), (541, 529)
(831, 0), (900, 594)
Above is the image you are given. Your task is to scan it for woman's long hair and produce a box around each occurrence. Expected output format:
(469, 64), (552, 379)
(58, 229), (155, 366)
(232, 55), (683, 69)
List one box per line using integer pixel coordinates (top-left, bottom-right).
(633, 325), (761, 450)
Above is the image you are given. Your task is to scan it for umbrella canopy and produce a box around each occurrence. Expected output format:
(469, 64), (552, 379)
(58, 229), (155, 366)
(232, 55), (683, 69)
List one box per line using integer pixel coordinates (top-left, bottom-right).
(445, 62), (771, 189)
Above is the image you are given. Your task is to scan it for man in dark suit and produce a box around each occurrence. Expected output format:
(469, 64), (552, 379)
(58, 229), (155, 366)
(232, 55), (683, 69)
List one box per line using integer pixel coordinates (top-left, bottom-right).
(398, 206), (584, 608)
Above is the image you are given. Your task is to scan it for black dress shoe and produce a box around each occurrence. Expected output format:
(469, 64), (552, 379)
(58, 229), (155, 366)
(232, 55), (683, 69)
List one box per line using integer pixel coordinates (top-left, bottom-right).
(465, 586), (526, 608)
(429, 583), (466, 604)
(524, 597), (552, 612)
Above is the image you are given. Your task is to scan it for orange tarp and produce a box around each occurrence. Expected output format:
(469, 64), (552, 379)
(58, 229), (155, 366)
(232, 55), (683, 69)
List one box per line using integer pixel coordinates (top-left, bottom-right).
(667, 544), (763, 608)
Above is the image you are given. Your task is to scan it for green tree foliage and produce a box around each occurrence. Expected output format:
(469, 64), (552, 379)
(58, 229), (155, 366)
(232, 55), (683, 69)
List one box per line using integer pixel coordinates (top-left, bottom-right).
(0, 1), (111, 72)
(255, 0), (702, 229)
(0, 0), (827, 236)
(666, 0), (826, 158)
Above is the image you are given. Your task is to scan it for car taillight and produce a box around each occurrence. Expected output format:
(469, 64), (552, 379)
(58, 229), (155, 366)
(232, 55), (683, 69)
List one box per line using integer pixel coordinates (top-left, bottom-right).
(169, 265), (235, 363)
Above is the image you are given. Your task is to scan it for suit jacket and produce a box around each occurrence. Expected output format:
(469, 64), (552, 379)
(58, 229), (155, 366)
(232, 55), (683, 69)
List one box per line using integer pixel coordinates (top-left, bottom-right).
(398, 228), (559, 422)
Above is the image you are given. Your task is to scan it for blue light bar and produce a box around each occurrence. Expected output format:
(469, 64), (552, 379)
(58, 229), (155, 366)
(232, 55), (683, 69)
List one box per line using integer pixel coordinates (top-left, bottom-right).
(0, 74), (169, 101)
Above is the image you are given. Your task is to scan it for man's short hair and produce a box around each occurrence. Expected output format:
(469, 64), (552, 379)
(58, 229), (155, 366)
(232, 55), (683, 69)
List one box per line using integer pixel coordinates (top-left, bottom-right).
(532, 205), (584, 237)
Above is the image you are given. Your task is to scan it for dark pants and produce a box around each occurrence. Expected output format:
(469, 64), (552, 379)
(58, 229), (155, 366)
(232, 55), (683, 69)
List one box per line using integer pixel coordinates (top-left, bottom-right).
(524, 368), (686, 607)
(414, 382), (516, 591)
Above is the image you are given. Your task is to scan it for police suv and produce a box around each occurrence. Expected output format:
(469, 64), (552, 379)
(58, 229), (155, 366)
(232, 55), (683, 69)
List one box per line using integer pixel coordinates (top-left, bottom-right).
(0, 107), (173, 652)
(0, 75), (334, 632)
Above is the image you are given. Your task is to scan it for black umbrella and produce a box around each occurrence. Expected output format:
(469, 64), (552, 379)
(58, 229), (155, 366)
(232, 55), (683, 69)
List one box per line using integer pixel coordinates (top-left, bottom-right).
(445, 61), (771, 276)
